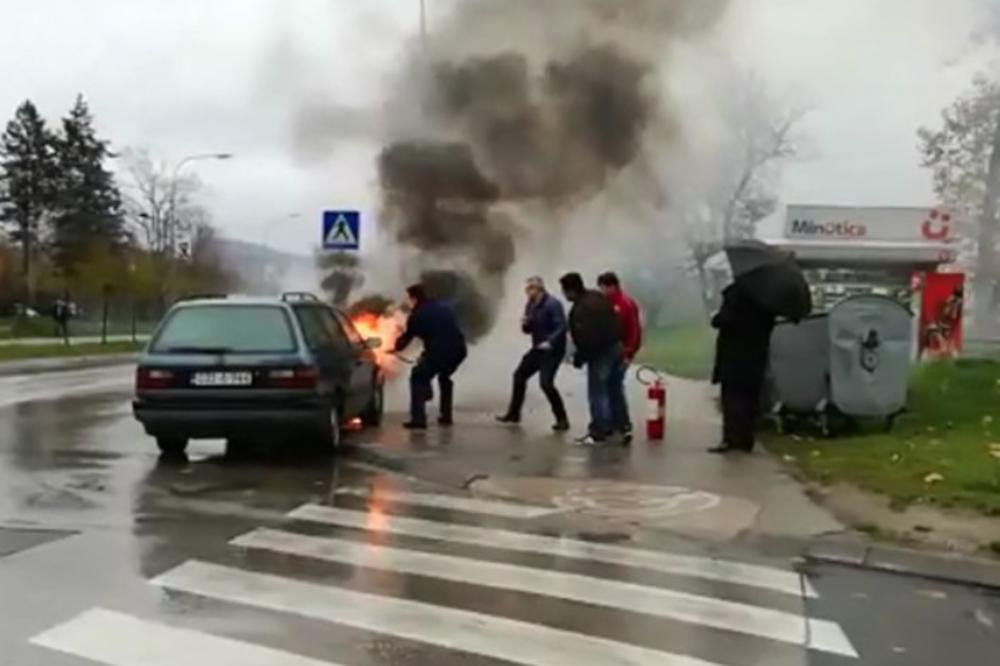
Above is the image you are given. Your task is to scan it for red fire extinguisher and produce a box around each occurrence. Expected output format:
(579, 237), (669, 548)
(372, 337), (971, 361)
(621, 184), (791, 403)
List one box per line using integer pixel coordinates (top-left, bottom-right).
(637, 366), (666, 441)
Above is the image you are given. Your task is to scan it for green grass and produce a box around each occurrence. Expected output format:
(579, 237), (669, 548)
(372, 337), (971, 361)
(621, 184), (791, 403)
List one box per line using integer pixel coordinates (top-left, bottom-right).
(766, 360), (1000, 515)
(0, 317), (156, 339)
(0, 340), (142, 362)
(637, 323), (715, 380)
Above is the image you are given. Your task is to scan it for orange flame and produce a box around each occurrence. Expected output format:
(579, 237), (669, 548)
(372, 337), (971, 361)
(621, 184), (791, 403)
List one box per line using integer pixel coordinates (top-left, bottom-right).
(351, 311), (406, 376)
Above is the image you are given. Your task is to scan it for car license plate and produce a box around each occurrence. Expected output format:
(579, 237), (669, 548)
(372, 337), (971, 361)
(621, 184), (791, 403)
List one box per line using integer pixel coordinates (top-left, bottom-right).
(191, 371), (252, 387)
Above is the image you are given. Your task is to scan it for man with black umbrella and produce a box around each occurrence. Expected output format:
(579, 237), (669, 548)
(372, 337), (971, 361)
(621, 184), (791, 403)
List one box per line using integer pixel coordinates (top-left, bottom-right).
(710, 241), (810, 454)
(709, 280), (775, 453)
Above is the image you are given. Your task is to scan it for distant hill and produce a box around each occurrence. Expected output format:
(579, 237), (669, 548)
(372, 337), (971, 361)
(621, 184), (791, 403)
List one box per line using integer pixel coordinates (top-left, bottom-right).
(213, 238), (318, 295)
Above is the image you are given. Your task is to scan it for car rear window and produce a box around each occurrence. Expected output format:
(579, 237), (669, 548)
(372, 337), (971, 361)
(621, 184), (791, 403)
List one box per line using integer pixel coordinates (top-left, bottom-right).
(151, 305), (297, 354)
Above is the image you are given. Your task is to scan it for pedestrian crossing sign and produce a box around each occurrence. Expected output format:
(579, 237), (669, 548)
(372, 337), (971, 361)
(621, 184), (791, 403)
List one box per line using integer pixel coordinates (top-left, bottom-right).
(322, 210), (360, 250)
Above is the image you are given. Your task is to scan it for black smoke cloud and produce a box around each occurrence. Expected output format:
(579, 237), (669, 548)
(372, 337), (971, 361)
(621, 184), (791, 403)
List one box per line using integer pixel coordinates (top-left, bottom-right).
(376, 44), (657, 340)
(302, 0), (732, 341)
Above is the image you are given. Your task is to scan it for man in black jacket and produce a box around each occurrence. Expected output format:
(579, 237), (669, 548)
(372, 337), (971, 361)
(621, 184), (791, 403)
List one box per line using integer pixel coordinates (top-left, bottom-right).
(394, 284), (468, 430)
(560, 272), (622, 445)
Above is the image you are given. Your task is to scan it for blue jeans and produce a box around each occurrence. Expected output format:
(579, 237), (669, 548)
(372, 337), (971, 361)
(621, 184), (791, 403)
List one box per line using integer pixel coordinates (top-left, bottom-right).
(586, 346), (620, 438)
(609, 359), (631, 432)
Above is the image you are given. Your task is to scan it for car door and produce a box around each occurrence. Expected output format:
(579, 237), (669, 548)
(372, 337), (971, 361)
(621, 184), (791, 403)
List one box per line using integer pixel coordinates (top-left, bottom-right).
(293, 306), (349, 399)
(310, 307), (371, 415)
(332, 309), (377, 407)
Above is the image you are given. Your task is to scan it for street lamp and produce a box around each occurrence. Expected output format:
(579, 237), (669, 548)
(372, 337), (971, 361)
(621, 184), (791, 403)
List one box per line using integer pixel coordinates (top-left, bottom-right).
(260, 212), (302, 251)
(165, 152), (233, 255)
(165, 152), (233, 299)
(127, 261), (137, 343)
(420, 0), (427, 52)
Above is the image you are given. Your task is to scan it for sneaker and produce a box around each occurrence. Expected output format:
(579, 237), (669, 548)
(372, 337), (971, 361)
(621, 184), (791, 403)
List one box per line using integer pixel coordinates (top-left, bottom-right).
(403, 421), (428, 430)
(621, 426), (633, 446)
(575, 433), (605, 446)
(552, 420), (571, 432)
(495, 414), (520, 425)
(438, 416), (453, 427)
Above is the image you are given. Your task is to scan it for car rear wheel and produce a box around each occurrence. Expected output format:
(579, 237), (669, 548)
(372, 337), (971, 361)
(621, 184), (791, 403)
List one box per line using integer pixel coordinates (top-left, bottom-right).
(362, 380), (385, 427)
(317, 401), (343, 453)
(156, 436), (188, 458)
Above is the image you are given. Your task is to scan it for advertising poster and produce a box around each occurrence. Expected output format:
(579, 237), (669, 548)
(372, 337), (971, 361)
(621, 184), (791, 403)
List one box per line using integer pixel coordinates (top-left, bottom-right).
(920, 272), (965, 359)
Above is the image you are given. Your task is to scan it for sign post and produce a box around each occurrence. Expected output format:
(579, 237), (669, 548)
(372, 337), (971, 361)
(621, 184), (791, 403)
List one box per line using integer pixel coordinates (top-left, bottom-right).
(322, 211), (361, 251)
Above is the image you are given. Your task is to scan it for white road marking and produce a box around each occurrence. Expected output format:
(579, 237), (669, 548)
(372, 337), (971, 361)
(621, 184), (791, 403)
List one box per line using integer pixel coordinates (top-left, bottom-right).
(288, 504), (817, 598)
(233, 528), (856, 657)
(333, 486), (562, 519)
(153, 560), (731, 666)
(30, 608), (337, 666)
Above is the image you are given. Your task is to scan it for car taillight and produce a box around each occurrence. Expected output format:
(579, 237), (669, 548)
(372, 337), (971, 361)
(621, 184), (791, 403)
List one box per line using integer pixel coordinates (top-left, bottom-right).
(263, 366), (319, 389)
(136, 368), (176, 390)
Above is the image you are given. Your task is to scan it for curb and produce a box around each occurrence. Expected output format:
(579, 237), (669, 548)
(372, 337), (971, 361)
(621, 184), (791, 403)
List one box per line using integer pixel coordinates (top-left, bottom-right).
(806, 539), (1000, 590)
(0, 353), (138, 377)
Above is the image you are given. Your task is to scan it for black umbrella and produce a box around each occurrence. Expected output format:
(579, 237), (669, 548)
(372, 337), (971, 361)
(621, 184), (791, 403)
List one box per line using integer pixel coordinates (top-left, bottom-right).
(725, 239), (791, 277)
(725, 240), (812, 321)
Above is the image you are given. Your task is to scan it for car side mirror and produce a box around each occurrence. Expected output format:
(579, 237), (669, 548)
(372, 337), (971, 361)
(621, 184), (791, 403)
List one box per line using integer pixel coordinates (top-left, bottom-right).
(364, 337), (382, 350)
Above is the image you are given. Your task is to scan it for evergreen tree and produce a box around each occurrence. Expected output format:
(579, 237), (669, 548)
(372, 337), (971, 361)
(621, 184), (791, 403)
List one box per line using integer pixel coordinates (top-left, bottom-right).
(0, 99), (59, 302)
(52, 94), (124, 273)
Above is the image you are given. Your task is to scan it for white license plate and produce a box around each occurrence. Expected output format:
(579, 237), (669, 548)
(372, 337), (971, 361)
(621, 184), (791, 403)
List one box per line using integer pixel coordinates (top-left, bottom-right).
(191, 371), (253, 387)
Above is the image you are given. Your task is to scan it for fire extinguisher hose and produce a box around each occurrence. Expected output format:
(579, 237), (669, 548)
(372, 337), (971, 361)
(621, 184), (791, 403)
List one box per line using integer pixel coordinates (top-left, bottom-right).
(635, 365), (664, 386)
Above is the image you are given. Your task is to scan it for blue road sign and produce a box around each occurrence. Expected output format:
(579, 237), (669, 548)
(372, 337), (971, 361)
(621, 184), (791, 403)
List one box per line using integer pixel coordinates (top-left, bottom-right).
(322, 210), (361, 250)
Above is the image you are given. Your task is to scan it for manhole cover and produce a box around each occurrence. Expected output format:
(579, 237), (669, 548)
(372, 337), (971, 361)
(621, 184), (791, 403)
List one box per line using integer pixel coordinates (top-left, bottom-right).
(552, 482), (720, 520)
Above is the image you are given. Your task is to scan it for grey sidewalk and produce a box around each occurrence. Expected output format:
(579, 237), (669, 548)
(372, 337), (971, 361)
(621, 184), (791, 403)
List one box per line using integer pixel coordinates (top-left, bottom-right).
(357, 350), (1000, 587)
(0, 353), (138, 377)
(355, 352), (847, 549)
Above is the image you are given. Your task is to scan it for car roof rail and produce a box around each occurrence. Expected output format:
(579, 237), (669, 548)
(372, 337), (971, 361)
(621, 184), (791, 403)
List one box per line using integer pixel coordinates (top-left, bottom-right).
(281, 291), (321, 303)
(176, 293), (228, 303)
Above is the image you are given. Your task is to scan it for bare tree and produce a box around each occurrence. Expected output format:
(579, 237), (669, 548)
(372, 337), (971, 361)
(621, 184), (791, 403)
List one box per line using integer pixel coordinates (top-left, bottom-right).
(682, 75), (808, 311)
(117, 148), (205, 256)
(919, 76), (1000, 336)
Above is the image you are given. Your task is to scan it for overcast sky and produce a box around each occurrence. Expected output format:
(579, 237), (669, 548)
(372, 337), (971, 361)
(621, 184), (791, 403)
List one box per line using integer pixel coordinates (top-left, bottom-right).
(0, 0), (993, 253)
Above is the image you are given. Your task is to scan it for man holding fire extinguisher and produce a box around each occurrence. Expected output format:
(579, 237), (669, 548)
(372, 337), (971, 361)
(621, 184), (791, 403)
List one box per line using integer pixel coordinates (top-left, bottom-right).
(598, 272), (642, 445)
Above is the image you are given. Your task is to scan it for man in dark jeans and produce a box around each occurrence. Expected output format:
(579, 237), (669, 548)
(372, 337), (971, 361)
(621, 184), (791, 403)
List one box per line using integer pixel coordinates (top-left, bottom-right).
(394, 284), (468, 430)
(560, 272), (622, 446)
(597, 271), (642, 444)
(710, 280), (775, 453)
(496, 277), (569, 431)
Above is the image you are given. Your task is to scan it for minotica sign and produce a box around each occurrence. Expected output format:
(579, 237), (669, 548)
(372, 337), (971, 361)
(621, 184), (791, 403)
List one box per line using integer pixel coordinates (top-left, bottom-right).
(790, 218), (868, 238)
(785, 205), (956, 243)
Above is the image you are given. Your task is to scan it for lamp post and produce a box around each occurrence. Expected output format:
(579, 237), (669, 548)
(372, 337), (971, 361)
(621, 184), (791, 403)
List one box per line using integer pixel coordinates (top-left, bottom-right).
(420, 0), (427, 52)
(164, 153), (232, 301)
(260, 212), (302, 252)
(128, 260), (137, 343)
(258, 213), (301, 295)
(167, 153), (233, 257)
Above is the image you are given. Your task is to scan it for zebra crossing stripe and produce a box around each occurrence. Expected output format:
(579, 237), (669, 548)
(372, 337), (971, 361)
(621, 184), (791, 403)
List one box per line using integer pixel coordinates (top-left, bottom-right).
(30, 608), (337, 666)
(287, 504), (817, 598)
(332, 486), (562, 519)
(232, 528), (856, 657)
(153, 560), (732, 666)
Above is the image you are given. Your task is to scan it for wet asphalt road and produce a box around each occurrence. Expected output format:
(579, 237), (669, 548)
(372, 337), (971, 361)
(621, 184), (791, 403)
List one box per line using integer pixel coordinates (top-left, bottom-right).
(1, 365), (998, 665)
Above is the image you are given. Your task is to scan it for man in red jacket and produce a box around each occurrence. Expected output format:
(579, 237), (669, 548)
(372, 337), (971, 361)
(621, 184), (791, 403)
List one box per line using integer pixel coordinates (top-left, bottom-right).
(598, 272), (642, 444)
